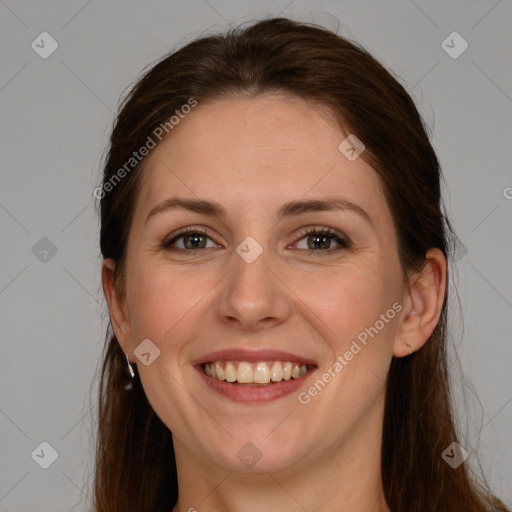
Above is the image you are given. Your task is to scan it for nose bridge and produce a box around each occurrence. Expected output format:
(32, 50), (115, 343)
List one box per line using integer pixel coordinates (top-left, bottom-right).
(217, 235), (290, 329)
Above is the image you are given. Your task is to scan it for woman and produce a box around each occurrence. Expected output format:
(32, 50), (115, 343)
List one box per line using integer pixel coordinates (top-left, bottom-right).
(94, 17), (509, 511)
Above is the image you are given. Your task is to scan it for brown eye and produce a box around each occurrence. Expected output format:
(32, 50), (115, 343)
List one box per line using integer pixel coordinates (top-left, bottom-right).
(294, 227), (351, 253)
(163, 228), (217, 251)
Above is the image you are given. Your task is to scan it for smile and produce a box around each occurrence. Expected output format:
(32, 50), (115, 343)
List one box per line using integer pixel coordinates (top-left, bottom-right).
(195, 349), (317, 402)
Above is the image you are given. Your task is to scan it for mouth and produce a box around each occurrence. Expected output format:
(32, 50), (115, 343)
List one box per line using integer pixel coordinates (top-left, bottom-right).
(194, 349), (318, 403)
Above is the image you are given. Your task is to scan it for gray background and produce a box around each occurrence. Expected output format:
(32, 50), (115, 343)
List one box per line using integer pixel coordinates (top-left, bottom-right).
(1, 1), (511, 510)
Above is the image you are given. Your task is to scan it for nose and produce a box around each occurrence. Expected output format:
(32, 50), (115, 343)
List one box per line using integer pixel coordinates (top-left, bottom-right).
(216, 244), (292, 331)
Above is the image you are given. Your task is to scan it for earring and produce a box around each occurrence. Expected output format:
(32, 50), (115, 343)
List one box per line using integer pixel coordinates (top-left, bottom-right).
(406, 343), (413, 356)
(124, 353), (136, 391)
(126, 353), (135, 378)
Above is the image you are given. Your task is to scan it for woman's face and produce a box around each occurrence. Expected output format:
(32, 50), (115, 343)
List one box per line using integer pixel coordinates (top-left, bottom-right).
(110, 94), (408, 474)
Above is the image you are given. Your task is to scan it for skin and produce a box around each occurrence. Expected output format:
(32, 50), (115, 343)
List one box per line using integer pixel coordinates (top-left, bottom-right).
(102, 94), (446, 512)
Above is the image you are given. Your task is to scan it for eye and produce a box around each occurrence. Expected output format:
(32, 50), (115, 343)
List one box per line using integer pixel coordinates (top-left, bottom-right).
(162, 226), (351, 254)
(162, 227), (219, 251)
(292, 226), (351, 253)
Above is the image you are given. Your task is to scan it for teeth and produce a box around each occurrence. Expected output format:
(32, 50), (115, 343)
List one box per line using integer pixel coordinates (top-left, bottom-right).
(283, 362), (292, 380)
(225, 362), (237, 382)
(254, 362), (270, 383)
(214, 362), (225, 381)
(270, 362), (282, 382)
(203, 360), (311, 384)
(237, 362), (253, 383)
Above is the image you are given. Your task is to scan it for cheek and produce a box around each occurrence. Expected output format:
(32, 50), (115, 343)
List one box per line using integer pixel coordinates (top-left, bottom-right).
(126, 262), (206, 343)
(294, 264), (395, 347)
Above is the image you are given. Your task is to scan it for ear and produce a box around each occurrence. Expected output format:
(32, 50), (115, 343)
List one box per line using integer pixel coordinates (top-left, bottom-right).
(393, 248), (447, 357)
(101, 258), (134, 358)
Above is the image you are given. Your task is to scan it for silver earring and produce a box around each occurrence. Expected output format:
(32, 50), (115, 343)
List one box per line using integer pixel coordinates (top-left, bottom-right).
(126, 353), (135, 378)
(406, 343), (413, 355)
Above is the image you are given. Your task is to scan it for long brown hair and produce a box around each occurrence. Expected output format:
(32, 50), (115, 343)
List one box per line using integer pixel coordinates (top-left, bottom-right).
(91, 17), (509, 511)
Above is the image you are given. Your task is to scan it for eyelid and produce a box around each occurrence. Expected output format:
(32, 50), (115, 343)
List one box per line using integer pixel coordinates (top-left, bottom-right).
(162, 226), (215, 248)
(294, 225), (350, 242)
(291, 225), (351, 251)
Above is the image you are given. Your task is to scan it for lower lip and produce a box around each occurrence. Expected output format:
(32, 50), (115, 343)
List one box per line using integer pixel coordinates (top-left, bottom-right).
(196, 365), (316, 403)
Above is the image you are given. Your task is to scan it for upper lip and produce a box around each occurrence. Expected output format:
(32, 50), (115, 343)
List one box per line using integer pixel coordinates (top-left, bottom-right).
(194, 349), (317, 366)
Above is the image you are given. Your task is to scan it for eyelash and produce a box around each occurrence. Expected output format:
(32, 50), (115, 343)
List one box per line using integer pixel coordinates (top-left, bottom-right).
(162, 226), (351, 255)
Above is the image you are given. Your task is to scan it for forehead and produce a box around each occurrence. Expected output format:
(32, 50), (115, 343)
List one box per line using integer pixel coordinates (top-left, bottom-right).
(135, 94), (387, 221)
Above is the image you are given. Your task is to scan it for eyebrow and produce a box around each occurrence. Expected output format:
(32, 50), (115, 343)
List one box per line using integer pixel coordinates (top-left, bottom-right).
(145, 196), (372, 226)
